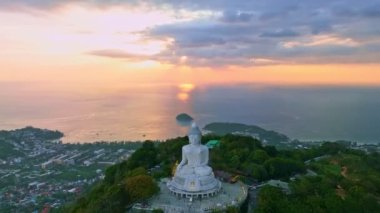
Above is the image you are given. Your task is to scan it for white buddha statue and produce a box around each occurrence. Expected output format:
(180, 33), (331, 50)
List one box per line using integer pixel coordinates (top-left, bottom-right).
(167, 122), (221, 197)
(176, 123), (213, 177)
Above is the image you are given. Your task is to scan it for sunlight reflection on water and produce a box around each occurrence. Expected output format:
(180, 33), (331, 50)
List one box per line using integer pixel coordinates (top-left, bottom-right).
(1, 82), (379, 143)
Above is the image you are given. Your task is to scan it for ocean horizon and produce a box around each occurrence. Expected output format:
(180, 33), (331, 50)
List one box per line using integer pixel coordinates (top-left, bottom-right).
(1, 82), (379, 144)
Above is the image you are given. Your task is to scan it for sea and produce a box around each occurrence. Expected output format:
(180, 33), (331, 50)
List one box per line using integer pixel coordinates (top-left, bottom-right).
(1, 82), (379, 144)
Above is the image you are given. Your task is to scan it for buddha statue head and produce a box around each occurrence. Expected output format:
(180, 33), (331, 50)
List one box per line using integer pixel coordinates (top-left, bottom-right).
(188, 122), (201, 146)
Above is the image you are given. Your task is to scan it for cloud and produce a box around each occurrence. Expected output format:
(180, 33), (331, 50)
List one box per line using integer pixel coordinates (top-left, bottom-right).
(145, 0), (380, 66)
(332, 2), (380, 18)
(281, 35), (360, 48)
(219, 10), (254, 23)
(260, 29), (300, 38)
(1, 0), (379, 67)
(88, 49), (146, 60)
(250, 58), (289, 65)
(0, 0), (63, 8)
(361, 4), (380, 18)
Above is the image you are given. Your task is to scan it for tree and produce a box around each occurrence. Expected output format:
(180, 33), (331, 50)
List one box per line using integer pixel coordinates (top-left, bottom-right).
(250, 149), (269, 164)
(226, 206), (240, 213)
(264, 157), (305, 178)
(126, 167), (147, 177)
(264, 145), (278, 157)
(104, 161), (128, 184)
(256, 186), (289, 213)
(320, 142), (345, 155)
(125, 175), (159, 203)
(230, 155), (240, 169)
(251, 164), (268, 181)
(127, 141), (158, 169)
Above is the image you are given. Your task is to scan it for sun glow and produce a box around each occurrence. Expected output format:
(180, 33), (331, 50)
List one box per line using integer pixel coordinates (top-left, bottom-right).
(179, 83), (195, 92)
(176, 83), (195, 102)
(177, 93), (189, 102)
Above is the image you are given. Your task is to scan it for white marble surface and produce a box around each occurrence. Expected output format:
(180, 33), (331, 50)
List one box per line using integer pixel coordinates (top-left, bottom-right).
(138, 178), (247, 213)
(167, 123), (221, 194)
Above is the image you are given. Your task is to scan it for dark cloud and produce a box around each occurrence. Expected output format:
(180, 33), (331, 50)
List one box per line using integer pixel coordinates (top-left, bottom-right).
(150, 23), (255, 50)
(310, 19), (332, 35)
(146, 0), (380, 66)
(361, 4), (380, 18)
(332, 1), (380, 18)
(332, 5), (357, 17)
(220, 10), (254, 23)
(260, 29), (300, 38)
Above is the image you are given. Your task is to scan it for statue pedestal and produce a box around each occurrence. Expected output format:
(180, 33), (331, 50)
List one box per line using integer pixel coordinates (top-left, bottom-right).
(167, 171), (221, 198)
(139, 178), (247, 212)
(167, 178), (221, 198)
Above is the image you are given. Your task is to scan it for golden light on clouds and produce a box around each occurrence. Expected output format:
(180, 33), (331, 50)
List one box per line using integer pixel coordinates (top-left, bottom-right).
(179, 56), (188, 63)
(282, 34), (360, 49)
(0, 3), (379, 87)
(179, 83), (195, 92)
(127, 60), (162, 69)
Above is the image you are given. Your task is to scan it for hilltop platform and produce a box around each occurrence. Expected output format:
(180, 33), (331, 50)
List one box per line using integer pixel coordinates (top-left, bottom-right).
(132, 178), (248, 213)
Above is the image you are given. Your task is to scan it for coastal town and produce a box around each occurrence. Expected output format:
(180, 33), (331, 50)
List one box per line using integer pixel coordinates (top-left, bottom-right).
(1, 125), (379, 212)
(0, 127), (139, 212)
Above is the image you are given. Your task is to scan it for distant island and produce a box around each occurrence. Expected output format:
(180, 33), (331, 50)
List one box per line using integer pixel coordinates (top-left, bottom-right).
(204, 122), (290, 144)
(203, 122), (380, 151)
(175, 113), (193, 126)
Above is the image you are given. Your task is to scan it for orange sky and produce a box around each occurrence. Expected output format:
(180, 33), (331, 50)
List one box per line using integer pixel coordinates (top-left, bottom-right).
(0, 4), (379, 88)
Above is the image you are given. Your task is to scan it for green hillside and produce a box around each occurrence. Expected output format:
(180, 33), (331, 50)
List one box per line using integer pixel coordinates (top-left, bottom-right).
(257, 150), (380, 212)
(0, 139), (24, 159)
(63, 136), (380, 212)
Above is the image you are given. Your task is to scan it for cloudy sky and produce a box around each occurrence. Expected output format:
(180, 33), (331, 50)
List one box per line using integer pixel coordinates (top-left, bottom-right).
(1, 0), (380, 86)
